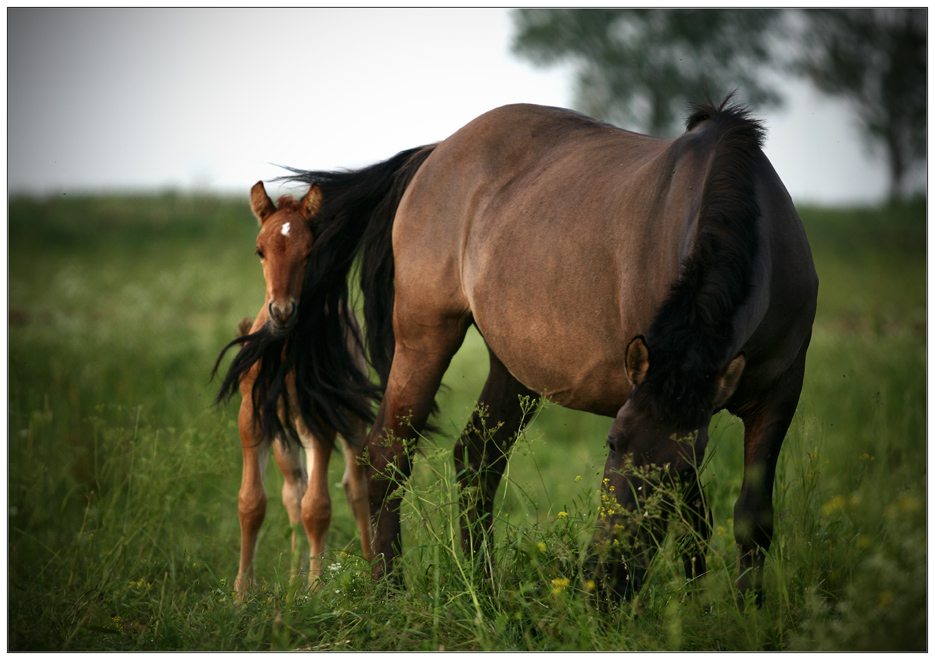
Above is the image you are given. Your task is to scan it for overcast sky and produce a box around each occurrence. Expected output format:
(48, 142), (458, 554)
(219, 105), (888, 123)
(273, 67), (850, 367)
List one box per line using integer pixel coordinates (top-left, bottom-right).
(8, 8), (908, 205)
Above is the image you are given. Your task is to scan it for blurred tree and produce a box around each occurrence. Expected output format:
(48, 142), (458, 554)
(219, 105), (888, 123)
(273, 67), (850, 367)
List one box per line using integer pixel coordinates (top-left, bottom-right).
(511, 8), (784, 137)
(792, 9), (926, 203)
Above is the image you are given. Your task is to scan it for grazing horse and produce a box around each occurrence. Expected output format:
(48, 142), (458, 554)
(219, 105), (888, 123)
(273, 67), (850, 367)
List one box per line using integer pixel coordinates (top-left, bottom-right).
(239, 98), (818, 605)
(214, 183), (375, 597)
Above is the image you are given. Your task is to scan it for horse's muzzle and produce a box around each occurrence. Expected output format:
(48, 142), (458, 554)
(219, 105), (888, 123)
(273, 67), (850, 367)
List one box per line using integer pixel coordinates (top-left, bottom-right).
(584, 507), (655, 603)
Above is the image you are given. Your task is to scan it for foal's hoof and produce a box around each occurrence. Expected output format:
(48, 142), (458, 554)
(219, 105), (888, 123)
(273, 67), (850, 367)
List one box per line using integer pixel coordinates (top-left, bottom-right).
(233, 586), (254, 605)
(233, 576), (256, 604)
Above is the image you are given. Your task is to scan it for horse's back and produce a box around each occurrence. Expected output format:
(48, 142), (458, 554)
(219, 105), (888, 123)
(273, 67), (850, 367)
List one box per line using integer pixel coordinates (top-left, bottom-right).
(392, 103), (813, 414)
(393, 106), (680, 411)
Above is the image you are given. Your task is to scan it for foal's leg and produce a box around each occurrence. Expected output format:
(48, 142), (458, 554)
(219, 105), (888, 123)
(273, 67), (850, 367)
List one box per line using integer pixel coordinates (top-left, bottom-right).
(339, 430), (373, 563)
(366, 318), (470, 584)
(454, 348), (538, 569)
(302, 436), (334, 586)
(272, 436), (309, 583)
(731, 336), (809, 606)
(235, 397), (270, 598)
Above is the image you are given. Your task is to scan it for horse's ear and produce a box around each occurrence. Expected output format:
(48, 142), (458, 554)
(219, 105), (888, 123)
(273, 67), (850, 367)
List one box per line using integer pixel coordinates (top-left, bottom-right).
(250, 181), (276, 225)
(625, 336), (650, 387)
(712, 353), (746, 409)
(301, 184), (323, 219)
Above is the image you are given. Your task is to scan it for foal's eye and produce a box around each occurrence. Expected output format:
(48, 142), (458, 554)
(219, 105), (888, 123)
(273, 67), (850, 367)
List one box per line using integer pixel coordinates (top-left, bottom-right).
(256, 248), (265, 259)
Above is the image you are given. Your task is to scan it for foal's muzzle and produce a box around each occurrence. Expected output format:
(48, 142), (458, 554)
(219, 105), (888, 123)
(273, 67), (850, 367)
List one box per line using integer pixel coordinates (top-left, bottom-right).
(268, 300), (297, 332)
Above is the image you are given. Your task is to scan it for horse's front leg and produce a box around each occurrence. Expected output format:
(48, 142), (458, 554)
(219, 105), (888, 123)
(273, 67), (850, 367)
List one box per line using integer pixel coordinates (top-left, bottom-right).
(731, 337), (809, 607)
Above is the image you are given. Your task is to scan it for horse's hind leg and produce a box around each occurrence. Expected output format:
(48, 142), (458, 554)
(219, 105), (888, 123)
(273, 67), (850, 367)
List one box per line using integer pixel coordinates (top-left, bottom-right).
(339, 430), (373, 563)
(366, 317), (470, 584)
(730, 335), (810, 606)
(272, 436), (310, 583)
(235, 397), (270, 598)
(454, 348), (538, 570)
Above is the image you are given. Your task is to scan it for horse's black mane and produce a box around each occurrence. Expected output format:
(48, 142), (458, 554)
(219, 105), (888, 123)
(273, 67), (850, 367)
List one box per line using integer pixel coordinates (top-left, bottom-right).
(213, 145), (436, 445)
(633, 96), (766, 427)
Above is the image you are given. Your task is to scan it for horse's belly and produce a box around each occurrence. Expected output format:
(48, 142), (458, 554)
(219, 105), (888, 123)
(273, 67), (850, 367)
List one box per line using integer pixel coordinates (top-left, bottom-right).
(473, 299), (632, 418)
(462, 212), (662, 418)
(462, 229), (661, 417)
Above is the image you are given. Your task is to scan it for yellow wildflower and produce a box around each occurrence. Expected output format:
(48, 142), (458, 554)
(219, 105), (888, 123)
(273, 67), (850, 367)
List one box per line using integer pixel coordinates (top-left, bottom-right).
(551, 577), (570, 595)
(886, 495), (921, 518)
(822, 495), (848, 516)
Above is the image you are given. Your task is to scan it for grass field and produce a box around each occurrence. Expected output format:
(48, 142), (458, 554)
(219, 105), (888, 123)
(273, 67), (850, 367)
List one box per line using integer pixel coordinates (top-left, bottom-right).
(8, 192), (926, 650)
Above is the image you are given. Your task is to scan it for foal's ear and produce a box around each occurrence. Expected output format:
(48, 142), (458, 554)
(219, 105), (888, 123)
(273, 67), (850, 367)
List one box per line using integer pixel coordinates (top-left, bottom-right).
(625, 336), (650, 387)
(712, 353), (746, 409)
(301, 184), (323, 219)
(250, 181), (276, 224)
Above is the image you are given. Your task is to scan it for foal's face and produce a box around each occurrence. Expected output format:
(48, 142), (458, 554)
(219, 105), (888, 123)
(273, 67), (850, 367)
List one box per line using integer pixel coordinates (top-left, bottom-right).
(249, 181), (322, 335)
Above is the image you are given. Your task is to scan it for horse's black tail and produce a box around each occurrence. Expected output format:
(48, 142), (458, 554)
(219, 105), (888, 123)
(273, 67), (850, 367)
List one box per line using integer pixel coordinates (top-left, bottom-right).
(214, 144), (436, 446)
(278, 144), (437, 391)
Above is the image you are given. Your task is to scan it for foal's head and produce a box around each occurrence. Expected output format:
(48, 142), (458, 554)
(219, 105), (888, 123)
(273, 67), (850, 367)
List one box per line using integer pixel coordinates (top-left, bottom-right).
(249, 181), (322, 335)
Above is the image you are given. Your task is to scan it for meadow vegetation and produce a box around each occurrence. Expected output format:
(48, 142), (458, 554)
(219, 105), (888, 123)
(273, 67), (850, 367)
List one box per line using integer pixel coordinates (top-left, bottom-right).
(8, 193), (925, 650)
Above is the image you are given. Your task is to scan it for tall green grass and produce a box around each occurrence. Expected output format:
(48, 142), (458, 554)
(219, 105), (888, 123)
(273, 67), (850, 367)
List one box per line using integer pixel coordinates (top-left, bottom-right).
(8, 194), (925, 650)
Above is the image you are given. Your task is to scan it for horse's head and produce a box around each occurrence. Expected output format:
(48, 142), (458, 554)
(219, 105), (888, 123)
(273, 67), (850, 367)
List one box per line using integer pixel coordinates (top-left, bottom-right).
(249, 181), (322, 335)
(586, 336), (746, 600)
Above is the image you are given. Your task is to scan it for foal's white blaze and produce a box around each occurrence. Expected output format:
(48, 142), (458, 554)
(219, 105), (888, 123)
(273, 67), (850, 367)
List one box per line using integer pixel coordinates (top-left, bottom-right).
(281, 222), (291, 237)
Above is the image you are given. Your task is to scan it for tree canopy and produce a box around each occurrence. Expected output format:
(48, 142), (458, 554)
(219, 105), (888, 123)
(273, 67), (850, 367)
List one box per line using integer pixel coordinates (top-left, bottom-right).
(793, 8), (926, 202)
(512, 9), (783, 137)
(512, 8), (927, 202)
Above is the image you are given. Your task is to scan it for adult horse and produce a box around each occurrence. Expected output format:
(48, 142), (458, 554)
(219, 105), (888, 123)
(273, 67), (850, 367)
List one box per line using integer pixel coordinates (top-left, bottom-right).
(236, 98), (818, 604)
